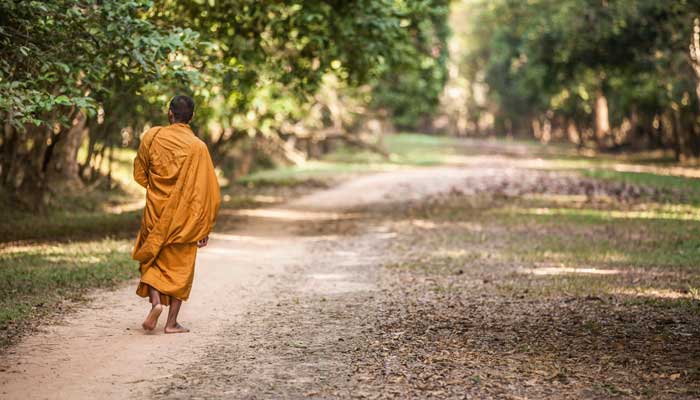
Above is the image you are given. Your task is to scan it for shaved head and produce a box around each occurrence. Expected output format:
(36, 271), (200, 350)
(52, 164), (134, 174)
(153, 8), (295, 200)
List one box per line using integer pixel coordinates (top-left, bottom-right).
(169, 95), (195, 123)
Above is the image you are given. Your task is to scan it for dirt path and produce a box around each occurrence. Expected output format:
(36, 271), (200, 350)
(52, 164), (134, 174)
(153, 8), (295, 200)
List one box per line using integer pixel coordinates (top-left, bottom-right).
(2, 148), (698, 399)
(0, 164), (483, 399)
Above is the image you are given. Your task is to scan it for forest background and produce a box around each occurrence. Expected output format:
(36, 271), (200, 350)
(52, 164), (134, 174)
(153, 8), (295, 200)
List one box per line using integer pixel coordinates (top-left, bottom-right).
(3, 0), (700, 210)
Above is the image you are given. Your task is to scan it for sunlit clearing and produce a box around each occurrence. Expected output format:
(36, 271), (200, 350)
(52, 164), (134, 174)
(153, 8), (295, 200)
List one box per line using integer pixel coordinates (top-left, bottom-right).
(521, 267), (621, 276)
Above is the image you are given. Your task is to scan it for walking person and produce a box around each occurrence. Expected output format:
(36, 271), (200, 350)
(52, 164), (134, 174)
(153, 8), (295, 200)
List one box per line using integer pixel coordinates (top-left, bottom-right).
(132, 95), (221, 333)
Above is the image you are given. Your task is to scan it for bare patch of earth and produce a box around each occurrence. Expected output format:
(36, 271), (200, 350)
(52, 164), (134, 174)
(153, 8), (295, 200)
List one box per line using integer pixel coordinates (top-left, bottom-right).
(152, 229), (390, 399)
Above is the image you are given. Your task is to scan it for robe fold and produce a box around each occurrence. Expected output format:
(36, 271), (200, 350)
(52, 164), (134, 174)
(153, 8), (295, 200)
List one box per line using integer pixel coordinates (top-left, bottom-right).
(132, 123), (221, 305)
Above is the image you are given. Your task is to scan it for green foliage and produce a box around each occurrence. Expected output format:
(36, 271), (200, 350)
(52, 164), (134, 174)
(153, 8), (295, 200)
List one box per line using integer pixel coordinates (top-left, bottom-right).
(458, 0), (700, 154)
(368, 0), (451, 128)
(0, 0), (200, 197)
(0, 0), (451, 196)
(0, 0), (196, 129)
(151, 0), (450, 148)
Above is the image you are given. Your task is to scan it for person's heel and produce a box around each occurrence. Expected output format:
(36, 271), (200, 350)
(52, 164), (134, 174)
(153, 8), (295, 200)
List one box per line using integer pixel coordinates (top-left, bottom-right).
(142, 304), (163, 331)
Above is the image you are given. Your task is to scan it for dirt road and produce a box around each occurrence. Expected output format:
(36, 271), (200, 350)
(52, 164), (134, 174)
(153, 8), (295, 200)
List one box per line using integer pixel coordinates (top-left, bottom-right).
(2, 149), (699, 399)
(0, 165), (479, 399)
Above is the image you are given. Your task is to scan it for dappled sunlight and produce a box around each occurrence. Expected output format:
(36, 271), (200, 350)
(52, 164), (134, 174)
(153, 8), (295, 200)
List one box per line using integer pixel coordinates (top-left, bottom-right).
(410, 219), (438, 229)
(429, 248), (493, 261)
(611, 163), (700, 179)
(611, 287), (700, 300)
(526, 251), (629, 264)
(242, 160), (406, 183)
(510, 206), (700, 221)
(209, 232), (287, 244)
(221, 194), (284, 204)
(521, 266), (621, 276)
(0, 240), (130, 257)
(220, 207), (359, 222)
(405, 218), (485, 233)
(433, 249), (470, 258)
(522, 197), (700, 216)
(45, 254), (106, 264)
(522, 193), (590, 204)
(0, 244), (65, 255)
(250, 195), (285, 203)
(105, 199), (145, 214)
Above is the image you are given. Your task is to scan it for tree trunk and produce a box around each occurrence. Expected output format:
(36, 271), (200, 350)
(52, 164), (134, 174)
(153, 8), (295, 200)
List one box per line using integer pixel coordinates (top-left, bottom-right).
(233, 145), (255, 180)
(47, 111), (87, 189)
(1, 120), (17, 187)
(595, 91), (611, 147)
(690, 17), (700, 115)
(672, 108), (685, 161)
(567, 119), (581, 146)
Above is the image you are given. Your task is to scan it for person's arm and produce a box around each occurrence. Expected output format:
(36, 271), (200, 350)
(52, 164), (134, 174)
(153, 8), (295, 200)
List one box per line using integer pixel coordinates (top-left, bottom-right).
(195, 141), (219, 249)
(133, 130), (155, 188)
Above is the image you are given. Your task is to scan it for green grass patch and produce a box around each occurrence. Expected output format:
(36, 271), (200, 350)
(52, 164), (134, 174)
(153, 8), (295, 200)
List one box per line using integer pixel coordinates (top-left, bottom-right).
(387, 192), (700, 307)
(0, 239), (137, 346)
(0, 209), (142, 243)
(238, 133), (458, 185)
(482, 200), (700, 270)
(583, 169), (700, 201)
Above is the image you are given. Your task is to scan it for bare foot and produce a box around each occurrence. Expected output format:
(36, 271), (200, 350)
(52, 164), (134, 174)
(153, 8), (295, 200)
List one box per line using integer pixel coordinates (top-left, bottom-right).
(141, 304), (163, 331)
(164, 323), (190, 334)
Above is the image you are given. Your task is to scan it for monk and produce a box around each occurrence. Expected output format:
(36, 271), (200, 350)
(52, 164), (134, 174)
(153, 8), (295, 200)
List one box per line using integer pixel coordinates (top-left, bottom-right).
(132, 95), (221, 334)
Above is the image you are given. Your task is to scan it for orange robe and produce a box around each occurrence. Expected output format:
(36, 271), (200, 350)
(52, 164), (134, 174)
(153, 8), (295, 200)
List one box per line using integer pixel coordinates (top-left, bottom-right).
(132, 123), (221, 305)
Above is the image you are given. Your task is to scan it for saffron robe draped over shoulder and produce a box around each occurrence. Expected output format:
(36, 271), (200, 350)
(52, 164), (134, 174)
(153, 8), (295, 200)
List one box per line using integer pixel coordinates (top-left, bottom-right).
(132, 123), (221, 305)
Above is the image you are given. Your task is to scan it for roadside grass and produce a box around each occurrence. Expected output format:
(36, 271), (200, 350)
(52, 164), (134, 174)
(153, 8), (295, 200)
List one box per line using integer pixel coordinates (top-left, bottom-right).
(0, 147), (144, 348)
(376, 169), (700, 397)
(0, 209), (142, 243)
(346, 135), (700, 308)
(0, 239), (137, 347)
(237, 133), (458, 185)
(581, 169), (700, 202)
(385, 187), (700, 308)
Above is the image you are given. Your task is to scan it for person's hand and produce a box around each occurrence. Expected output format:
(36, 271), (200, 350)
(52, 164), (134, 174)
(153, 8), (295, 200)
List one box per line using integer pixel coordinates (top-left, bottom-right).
(196, 236), (209, 248)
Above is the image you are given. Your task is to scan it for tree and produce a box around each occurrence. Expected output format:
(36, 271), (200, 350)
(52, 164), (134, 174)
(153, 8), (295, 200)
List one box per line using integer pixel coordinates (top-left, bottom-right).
(455, 0), (700, 158)
(1, 0), (451, 207)
(0, 0), (196, 206)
